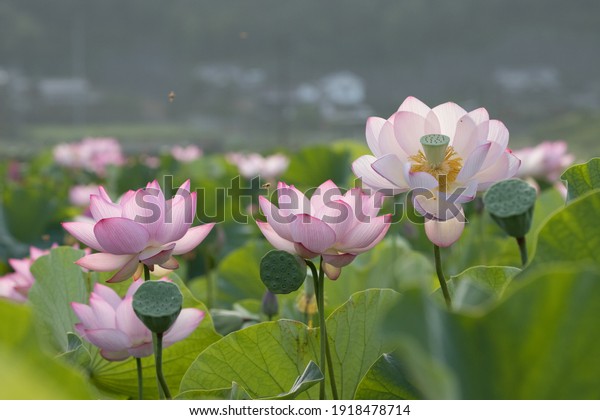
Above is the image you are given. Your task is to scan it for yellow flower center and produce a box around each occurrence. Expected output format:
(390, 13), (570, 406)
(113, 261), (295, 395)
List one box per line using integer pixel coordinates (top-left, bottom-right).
(409, 134), (463, 193)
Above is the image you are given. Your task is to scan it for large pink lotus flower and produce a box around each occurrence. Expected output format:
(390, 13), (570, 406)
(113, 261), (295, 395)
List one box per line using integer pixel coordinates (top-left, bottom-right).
(352, 96), (520, 247)
(72, 280), (203, 361)
(171, 145), (203, 163)
(53, 137), (126, 177)
(513, 140), (574, 182)
(227, 152), (290, 180)
(63, 180), (215, 283)
(257, 180), (391, 279)
(0, 246), (53, 303)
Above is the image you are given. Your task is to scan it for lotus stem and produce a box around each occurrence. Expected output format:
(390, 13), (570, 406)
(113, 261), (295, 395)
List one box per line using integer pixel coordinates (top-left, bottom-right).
(434, 244), (452, 309)
(135, 357), (143, 400)
(203, 251), (214, 308)
(516, 236), (528, 267)
(152, 332), (171, 399)
(307, 258), (339, 399)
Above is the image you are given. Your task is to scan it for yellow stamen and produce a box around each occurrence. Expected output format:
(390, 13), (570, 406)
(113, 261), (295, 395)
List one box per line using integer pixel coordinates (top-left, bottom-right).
(409, 146), (463, 192)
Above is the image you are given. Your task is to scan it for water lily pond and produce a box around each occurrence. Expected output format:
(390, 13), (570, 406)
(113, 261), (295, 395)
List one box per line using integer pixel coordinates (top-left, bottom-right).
(1, 95), (600, 401)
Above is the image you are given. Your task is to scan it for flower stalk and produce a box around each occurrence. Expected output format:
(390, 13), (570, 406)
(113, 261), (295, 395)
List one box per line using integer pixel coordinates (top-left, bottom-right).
(135, 357), (143, 400)
(516, 236), (528, 266)
(152, 332), (171, 399)
(434, 244), (452, 309)
(203, 251), (215, 308)
(306, 258), (339, 400)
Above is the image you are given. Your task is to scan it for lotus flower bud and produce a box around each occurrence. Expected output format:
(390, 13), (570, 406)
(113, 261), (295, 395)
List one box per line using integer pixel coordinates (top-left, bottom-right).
(261, 290), (279, 318)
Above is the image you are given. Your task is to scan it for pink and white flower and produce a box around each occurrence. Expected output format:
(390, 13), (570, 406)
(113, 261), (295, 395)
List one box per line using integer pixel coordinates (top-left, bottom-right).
(62, 180), (215, 283)
(54, 137), (126, 177)
(257, 180), (390, 279)
(352, 96), (520, 247)
(171, 145), (203, 163)
(69, 184), (100, 207)
(143, 156), (161, 169)
(72, 280), (203, 361)
(227, 153), (289, 180)
(0, 246), (53, 302)
(513, 140), (574, 182)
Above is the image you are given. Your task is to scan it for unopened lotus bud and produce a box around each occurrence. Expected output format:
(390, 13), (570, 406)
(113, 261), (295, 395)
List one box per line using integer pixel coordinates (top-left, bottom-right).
(261, 290), (279, 318)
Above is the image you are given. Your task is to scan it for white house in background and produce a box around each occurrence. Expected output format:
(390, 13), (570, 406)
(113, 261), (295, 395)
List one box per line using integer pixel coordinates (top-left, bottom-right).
(493, 67), (560, 94)
(38, 78), (98, 105)
(292, 71), (371, 124)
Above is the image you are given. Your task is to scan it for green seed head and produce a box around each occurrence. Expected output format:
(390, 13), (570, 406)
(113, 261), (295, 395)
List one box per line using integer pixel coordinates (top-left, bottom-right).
(132, 281), (183, 334)
(260, 250), (307, 294)
(420, 134), (450, 166)
(483, 179), (537, 237)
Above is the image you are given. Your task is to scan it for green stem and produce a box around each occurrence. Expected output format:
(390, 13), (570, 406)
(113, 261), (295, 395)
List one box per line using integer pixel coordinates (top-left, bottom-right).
(204, 253), (214, 308)
(318, 259), (339, 401)
(152, 332), (171, 399)
(306, 260), (325, 399)
(307, 258), (339, 400)
(516, 236), (528, 267)
(135, 357), (143, 400)
(143, 265), (169, 399)
(434, 244), (452, 309)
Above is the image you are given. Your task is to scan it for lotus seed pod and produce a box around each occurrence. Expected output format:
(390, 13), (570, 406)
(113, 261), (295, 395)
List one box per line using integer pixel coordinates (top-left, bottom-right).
(132, 281), (183, 334)
(420, 134), (451, 167)
(483, 179), (537, 238)
(259, 250), (307, 294)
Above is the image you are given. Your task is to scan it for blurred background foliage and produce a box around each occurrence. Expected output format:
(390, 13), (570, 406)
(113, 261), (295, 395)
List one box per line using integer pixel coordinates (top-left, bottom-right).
(1, 0), (600, 156)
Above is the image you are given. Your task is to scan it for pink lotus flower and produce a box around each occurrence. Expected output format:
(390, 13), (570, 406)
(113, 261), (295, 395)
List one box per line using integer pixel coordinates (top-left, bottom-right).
(513, 140), (574, 182)
(53, 137), (126, 177)
(72, 280), (203, 361)
(257, 180), (391, 279)
(7, 160), (22, 182)
(171, 145), (203, 163)
(63, 180), (215, 282)
(352, 96), (520, 247)
(69, 184), (100, 207)
(0, 246), (53, 302)
(143, 155), (161, 169)
(227, 152), (289, 180)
